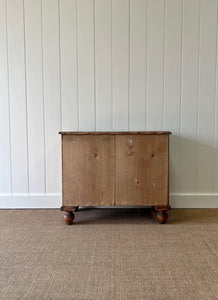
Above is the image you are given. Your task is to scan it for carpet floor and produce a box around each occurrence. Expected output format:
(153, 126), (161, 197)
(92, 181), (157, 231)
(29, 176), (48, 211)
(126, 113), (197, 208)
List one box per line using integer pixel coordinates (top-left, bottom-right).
(0, 208), (218, 300)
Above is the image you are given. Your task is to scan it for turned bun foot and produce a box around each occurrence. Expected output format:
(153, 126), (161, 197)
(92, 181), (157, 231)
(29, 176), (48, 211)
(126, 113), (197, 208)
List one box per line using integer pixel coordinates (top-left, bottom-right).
(64, 211), (75, 225)
(156, 210), (168, 224)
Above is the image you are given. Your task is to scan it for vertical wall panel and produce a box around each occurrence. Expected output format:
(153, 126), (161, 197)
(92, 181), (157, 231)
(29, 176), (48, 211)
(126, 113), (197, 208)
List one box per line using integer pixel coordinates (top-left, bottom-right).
(129, 0), (147, 131)
(180, 0), (200, 193)
(42, 0), (61, 194)
(163, 0), (182, 193)
(60, 0), (78, 131)
(95, 0), (112, 131)
(146, 0), (164, 131)
(112, 0), (129, 131)
(0, 0), (11, 193)
(24, 0), (45, 194)
(197, 0), (217, 193)
(77, 0), (95, 130)
(7, 0), (28, 193)
(164, 0), (182, 133)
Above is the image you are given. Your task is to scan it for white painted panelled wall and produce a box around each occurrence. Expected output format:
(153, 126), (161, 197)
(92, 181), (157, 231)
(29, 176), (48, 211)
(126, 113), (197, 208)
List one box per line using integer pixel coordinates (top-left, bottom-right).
(0, 0), (218, 208)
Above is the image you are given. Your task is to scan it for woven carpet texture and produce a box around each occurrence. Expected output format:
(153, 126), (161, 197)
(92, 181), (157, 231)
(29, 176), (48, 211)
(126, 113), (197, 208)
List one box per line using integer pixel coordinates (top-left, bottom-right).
(0, 208), (218, 300)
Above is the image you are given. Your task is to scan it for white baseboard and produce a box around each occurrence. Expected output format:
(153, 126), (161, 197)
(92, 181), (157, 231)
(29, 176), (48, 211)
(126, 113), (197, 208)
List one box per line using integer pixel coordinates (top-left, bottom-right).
(0, 194), (62, 209)
(0, 194), (218, 209)
(170, 194), (218, 208)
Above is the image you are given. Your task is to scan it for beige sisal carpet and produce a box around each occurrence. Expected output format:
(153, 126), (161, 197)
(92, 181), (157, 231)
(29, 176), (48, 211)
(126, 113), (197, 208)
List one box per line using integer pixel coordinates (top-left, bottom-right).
(0, 208), (218, 300)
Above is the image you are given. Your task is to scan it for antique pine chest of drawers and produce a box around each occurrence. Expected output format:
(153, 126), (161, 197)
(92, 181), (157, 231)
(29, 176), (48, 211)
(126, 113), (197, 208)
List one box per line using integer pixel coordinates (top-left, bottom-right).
(60, 131), (171, 224)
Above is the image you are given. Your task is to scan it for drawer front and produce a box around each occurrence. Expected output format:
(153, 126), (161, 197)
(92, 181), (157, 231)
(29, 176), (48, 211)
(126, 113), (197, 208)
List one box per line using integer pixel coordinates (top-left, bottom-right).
(62, 135), (114, 206)
(116, 135), (169, 206)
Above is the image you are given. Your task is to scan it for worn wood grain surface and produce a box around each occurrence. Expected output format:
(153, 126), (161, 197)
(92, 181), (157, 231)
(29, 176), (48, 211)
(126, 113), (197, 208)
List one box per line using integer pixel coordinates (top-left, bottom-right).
(116, 135), (169, 206)
(62, 135), (114, 206)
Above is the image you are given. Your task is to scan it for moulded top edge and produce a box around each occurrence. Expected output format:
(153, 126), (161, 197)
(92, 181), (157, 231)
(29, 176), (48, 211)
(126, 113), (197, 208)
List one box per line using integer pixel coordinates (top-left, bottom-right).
(59, 131), (172, 135)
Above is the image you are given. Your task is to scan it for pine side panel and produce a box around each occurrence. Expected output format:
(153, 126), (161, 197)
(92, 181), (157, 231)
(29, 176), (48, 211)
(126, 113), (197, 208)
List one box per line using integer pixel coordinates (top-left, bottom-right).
(62, 135), (114, 206)
(146, 0), (164, 131)
(95, 0), (112, 131)
(7, 0), (28, 193)
(0, 0), (11, 193)
(116, 135), (169, 206)
(59, 0), (78, 131)
(163, 0), (182, 193)
(24, 0), (45, 193)
(77, 0), (95, 130)
(112, 0), (129, 131)
(197, 0), (217, 193)
(129, 0), (147, 131)
(42, 0), (61, 194)
(180, 0), (200, 193)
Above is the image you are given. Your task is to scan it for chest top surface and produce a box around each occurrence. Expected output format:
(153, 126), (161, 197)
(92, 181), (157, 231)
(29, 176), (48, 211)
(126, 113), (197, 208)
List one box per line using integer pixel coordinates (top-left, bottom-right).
(59, 131), (172, 135)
